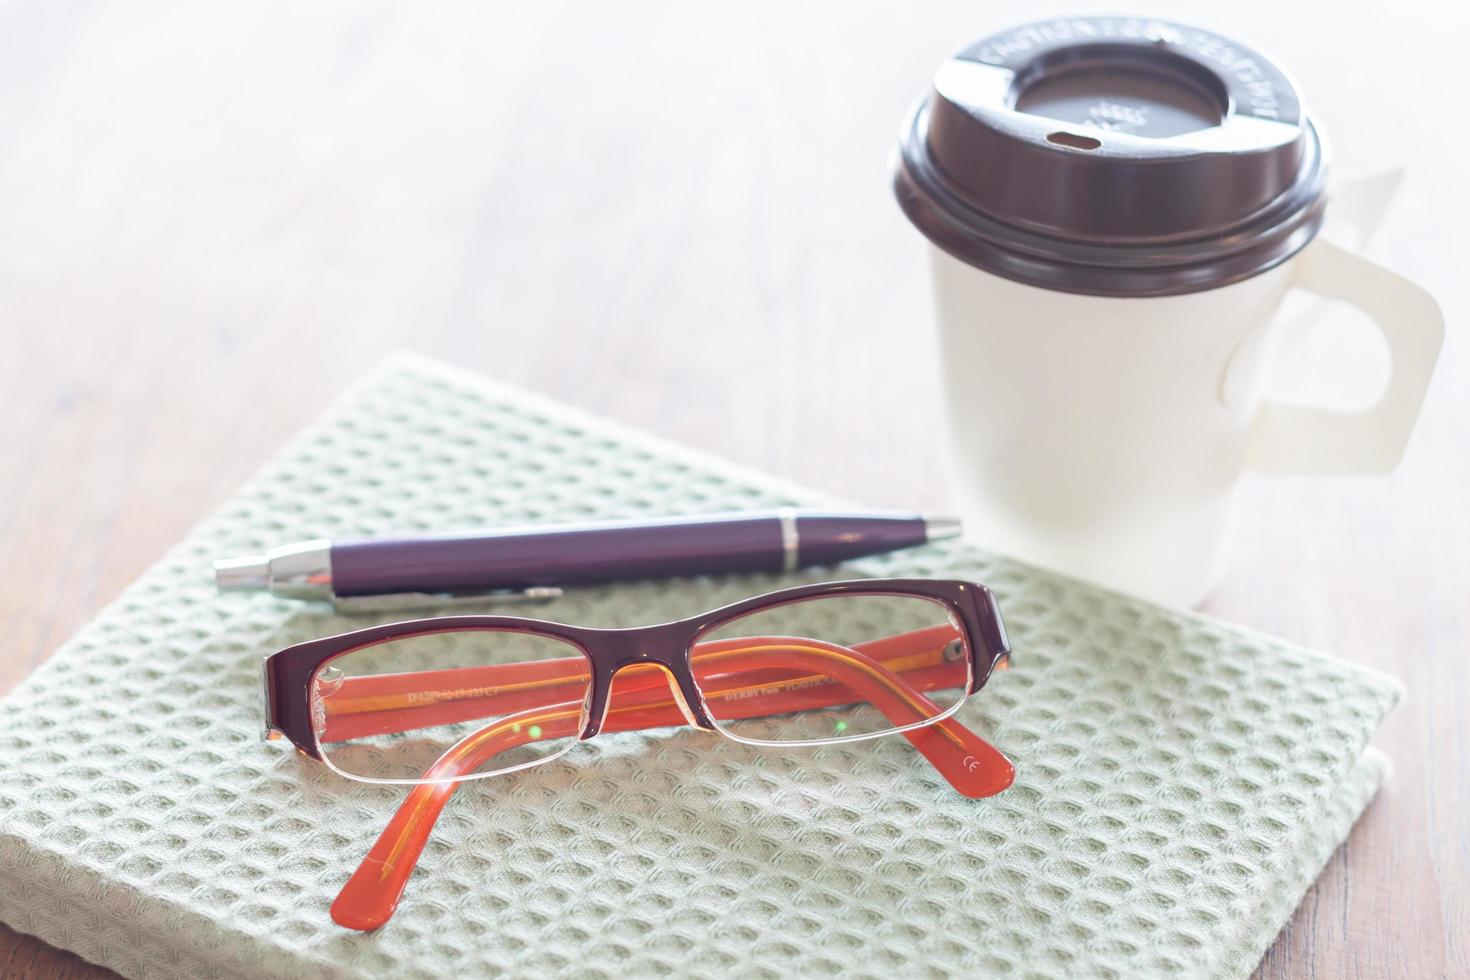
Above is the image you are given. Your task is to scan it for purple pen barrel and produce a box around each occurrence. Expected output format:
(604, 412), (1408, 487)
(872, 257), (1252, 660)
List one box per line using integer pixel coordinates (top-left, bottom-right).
(330, 512), (938, 597)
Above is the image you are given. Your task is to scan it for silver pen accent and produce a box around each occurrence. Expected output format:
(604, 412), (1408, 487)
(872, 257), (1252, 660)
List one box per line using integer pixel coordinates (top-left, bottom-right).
(777, 507), (800, 573)
(923, 516), (963, 542)
(214, 540), (333, 600)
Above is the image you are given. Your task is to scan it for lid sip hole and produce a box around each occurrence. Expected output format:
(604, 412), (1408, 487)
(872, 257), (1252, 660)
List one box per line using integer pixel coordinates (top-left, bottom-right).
(1046, 131), (1102, 150)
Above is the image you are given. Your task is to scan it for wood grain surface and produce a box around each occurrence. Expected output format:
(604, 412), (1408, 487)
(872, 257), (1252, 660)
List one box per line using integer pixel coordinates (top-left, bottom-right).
(0, 2), (1464, 977)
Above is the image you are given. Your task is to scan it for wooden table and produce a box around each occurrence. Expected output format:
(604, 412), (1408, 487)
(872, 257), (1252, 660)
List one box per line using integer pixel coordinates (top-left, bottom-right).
(1, 2), (1464, 976)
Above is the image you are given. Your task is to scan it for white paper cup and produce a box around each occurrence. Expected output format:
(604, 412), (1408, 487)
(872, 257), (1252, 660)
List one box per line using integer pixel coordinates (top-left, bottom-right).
(895, 16), (1443, 606)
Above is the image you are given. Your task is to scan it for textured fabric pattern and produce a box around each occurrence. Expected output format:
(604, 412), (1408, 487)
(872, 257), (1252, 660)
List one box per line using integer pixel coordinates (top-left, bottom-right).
(0, 353), (1401, 979)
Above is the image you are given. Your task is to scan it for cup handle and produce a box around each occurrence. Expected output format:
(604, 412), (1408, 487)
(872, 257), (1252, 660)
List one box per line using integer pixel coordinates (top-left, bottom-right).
(1274, 169), (1405, 351)
(1247, 237), (1444, 475)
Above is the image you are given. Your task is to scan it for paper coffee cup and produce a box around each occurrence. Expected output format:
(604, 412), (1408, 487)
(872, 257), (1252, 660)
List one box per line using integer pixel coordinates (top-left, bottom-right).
(893, 15), (1442, 606)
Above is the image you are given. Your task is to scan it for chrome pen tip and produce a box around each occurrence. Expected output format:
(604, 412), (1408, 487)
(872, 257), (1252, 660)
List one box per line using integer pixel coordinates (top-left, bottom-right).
(213, 554), (270, 592)
(922, 515), (964, 542)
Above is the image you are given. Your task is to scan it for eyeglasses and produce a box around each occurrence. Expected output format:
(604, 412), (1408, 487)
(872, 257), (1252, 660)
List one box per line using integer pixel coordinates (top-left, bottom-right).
(262, 578), (1015, 930)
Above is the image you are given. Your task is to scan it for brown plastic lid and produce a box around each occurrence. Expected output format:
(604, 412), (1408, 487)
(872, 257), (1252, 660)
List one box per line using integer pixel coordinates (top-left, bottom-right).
(893, 16), (1328, 297)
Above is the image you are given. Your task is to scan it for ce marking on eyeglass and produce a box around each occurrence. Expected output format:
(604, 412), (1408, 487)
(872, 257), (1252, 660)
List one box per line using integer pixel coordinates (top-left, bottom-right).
(261, 579), (1015, 929)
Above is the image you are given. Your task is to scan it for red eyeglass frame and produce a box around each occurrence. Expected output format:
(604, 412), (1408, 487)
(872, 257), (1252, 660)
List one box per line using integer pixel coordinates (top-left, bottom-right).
(261, 578), (1015, 930)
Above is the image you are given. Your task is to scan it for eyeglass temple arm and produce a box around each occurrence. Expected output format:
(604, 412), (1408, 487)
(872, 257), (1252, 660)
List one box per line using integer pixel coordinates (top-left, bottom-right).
(319, 624), (970, 743)
(330, 637), (1012, 931)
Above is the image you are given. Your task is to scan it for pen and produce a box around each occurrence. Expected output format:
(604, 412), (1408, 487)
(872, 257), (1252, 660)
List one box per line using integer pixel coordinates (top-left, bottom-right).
(213, 509), (962, 612)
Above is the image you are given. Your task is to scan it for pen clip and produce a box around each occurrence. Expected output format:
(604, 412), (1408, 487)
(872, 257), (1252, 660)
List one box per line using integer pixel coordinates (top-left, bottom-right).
(331, 587), (564, 614)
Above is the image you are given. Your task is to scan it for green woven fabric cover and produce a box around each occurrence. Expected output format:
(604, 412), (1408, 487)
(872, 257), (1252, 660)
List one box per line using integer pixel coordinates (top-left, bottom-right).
(0, 354), (1399, 978)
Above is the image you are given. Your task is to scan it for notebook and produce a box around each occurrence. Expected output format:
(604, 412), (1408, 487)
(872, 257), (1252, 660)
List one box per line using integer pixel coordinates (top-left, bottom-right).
(0, 353), (1400, 979)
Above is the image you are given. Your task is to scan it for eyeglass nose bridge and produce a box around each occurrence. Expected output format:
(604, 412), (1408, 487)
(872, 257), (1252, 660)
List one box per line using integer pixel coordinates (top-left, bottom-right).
(580, 627), (714, 739)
